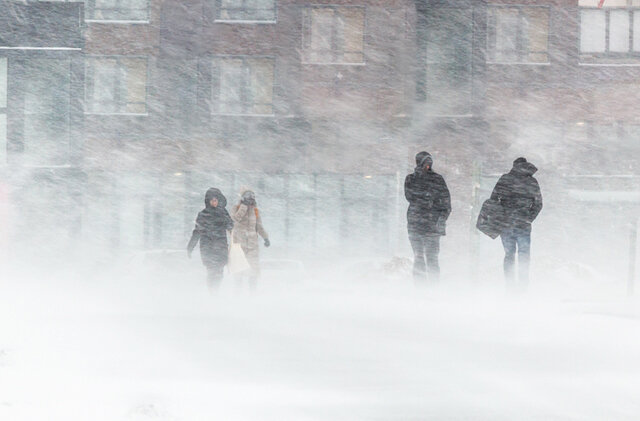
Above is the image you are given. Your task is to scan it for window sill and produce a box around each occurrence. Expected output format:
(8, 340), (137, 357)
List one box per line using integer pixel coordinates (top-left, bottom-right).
(85, 20), (150, 25)
(486, 61), (551, 66)
(211, 113), (275, 117)
(0, 46), (82, 51)
(84, 112), (149, 116)
(579, 62), (640, 67)
(301, 62), (366, 66)
(22, 164), (73, 169)
(424, 114), (474, 118)
(214, 19), (277, 25)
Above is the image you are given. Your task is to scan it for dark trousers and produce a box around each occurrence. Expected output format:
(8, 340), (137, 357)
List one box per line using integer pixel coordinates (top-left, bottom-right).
(409, 232), (441, 282)
(206, 265), (224, 292)
(500, 228), (531, 290)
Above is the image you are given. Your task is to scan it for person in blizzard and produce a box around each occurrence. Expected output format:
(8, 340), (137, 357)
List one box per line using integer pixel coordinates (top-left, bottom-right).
(490, 157), (543, 290)
(231, 189), (270, 289)
(187, 188), (234, 292)
(405, 151), (451, 283)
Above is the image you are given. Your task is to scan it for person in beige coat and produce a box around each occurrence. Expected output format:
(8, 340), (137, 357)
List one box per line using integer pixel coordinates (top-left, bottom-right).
(231, 189), (270, 288)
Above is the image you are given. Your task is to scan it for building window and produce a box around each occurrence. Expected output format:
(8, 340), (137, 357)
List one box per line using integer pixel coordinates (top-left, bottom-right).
(487, 6), (550, 63)
(216, 0), (276, 22)
(23, 59), (71, 165)
(85, 57), (147, 114)
(0, 58), (6, 164)
(211, 57), (275, 115)
(580, 1), (640, 60)
(85, 0), (149, 22)
(423, 8), (473, 115)
(302, 6), (365, 65)
(0, 58), (6, 111)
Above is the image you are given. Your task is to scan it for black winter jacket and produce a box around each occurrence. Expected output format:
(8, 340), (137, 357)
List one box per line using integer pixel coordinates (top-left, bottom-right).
(405, 168), (451, 235)
(490, 161), (543, 232)
(187, 188), (234, 268)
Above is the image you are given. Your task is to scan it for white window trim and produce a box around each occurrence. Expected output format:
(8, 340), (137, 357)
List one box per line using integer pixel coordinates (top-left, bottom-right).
(84, 0), (150, 23)
(578, 62), (640, 66)
(0, 46), (82, 51)
(211, 113), (275, 118)
(85, 55), (149, 116)
(84, 112), (149, 116)
(22, 164), (74, 169)
(424, 114), (475, 118)
(213, 19), (276, 24)
(579, 6), (640, 62)
(214, 0), (277, 23)
(85, 19), (150, 24)
(300, 61), (366, 66)
(487, 5), (551, 65)
(211, 56), (276, 117)
(301, 5), (367, 66)
(486, 61), (551, 65)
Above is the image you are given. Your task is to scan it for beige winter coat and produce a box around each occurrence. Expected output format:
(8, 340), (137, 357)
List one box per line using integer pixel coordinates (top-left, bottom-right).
(230, 203), (268, 273)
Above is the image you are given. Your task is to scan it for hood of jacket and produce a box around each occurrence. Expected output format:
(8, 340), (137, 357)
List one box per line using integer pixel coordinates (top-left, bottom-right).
(510, 161), (538, 177)
(414, 152), (433, 173)
(205, 188), (227, 208)
(237, 187), (257, 206)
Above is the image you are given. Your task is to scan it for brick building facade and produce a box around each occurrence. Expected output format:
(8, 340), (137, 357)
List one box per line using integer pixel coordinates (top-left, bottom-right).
(1, 0), (638, 265)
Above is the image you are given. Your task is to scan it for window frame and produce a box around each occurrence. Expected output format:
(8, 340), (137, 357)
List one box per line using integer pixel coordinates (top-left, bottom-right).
(301, 5), (367, 66)
(486, 5), (551, 65)
(84, 55), (149, 116)
(422, 7), (474, 117)
(84, 0), (150, 24)
(579, 6), (640, 58)
(0, 57), (7, 112)
(214, 0), (277, 24)
(210, 55), (276, 117)
(19, 58), (74, 166)
(0, 57), (6, 165)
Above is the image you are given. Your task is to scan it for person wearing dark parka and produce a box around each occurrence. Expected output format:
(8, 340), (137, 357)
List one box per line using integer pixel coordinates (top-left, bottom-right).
(187, 188), (234, 292)
(405, 151), (451, 283)
(489, 157), (543, 290)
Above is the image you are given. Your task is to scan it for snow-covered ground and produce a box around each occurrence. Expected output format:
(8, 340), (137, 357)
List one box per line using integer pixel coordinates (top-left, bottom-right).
(1, 263), (639, 421)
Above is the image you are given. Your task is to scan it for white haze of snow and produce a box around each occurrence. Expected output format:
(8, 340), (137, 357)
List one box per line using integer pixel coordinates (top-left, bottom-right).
(1, 244), (640, 421)
(2, 1), (640, 420)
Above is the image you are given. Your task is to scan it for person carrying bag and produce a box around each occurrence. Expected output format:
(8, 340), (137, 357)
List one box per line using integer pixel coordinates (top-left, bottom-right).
(227, 228), (251, 275)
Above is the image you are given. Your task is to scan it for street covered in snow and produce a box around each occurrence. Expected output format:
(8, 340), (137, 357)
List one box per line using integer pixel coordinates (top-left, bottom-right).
(2, 263), (640, 421)
(2, 0), (640, 419)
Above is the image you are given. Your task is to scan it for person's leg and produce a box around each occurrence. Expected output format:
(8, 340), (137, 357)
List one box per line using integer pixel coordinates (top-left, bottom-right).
(501, 230), (517, 287)
(234, 273), (244, 293)
(206, 265), (223, 294)
(425, 235), (441, 282)
(244, 246), (260, 291)
(516, 231), (531, 291)
(409, 231), (427, 283)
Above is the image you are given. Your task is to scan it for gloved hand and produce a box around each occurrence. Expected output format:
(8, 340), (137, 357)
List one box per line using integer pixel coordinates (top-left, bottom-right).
(264, 239), (270, 248)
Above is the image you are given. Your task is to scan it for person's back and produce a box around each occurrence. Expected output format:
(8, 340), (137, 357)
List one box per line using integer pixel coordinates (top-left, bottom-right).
(490, 157), (542, 290)
(406, 169), (450, 236)
(491, 160), (542, 231)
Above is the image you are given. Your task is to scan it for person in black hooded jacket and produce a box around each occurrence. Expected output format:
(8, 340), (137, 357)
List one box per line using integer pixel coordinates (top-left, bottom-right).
(490, 157), (543, 290)
(187, 188), (234, 291)
(405, 151), (451, 283)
